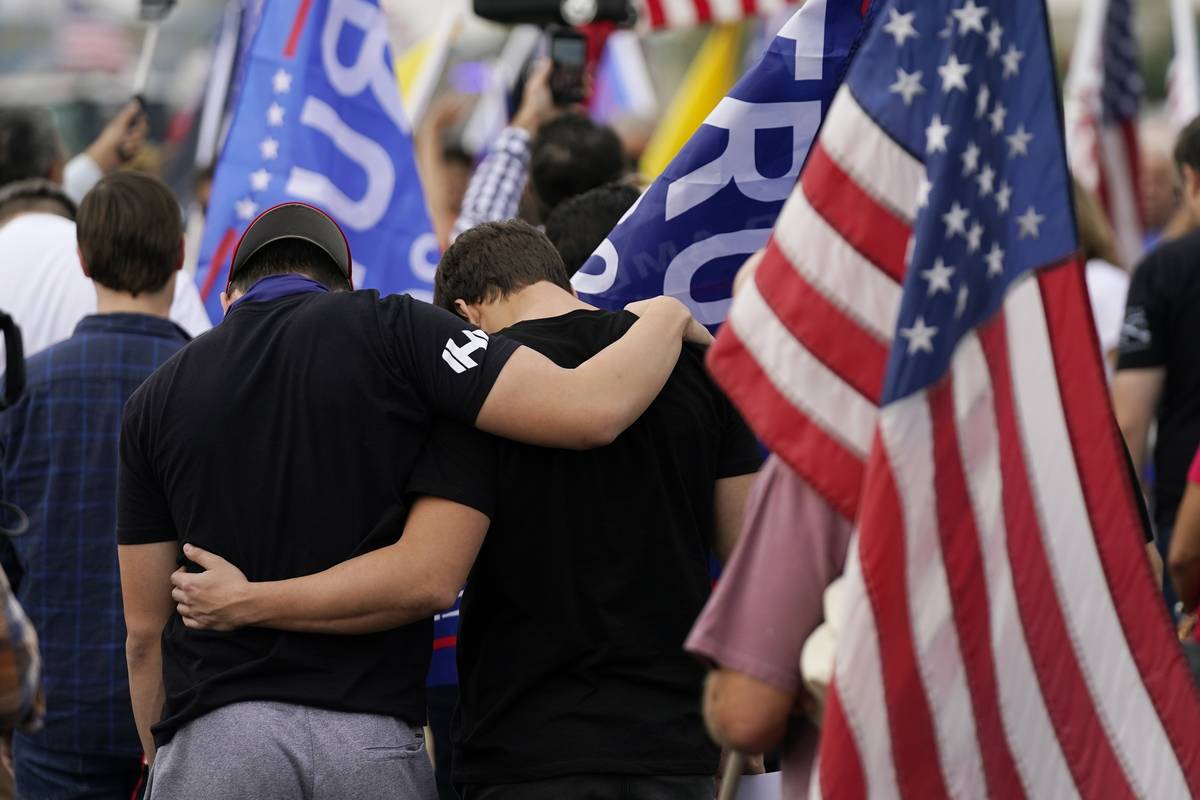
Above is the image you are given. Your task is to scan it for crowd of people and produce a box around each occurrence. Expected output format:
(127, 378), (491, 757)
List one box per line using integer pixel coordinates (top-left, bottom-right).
(1, 49), (1200, 800)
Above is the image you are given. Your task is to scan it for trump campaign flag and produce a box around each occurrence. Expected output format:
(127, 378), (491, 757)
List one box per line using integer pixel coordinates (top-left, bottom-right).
(196, 0), (437, 319)
(572, 0), (873, 328)
(708, 0), (1200, 795)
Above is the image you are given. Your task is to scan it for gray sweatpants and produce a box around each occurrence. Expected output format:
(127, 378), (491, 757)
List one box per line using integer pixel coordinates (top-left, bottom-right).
(147, 701), (437, 800)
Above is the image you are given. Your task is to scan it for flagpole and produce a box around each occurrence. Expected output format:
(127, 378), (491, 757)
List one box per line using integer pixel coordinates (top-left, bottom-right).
(717, 752), (744, 800)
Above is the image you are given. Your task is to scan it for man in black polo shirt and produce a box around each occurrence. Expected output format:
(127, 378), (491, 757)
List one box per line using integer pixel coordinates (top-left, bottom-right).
(171, 220), (761, 799)
(1115, 117), (1200, 605)
(117, 205), (702, 799)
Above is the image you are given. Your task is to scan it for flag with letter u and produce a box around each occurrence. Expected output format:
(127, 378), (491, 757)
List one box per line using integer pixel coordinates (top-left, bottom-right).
(708, 0), (1200, 794)
(572, 0), (872, 329)
(196, 0), (436, 320)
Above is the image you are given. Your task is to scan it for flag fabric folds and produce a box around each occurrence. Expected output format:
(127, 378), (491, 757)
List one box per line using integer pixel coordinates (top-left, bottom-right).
(708, 0), (1200, 795)
(639, 0), (797, 32)
(573, 0), (872, 327)
(196, 0), (437, 320)
(1065, 0), (1143, 267)
(1168, 0), (1200, 134)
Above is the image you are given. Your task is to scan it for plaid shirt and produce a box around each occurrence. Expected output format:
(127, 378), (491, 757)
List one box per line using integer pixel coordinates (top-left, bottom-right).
(451, 126), (531, 241)
(0, 314), (189, 756)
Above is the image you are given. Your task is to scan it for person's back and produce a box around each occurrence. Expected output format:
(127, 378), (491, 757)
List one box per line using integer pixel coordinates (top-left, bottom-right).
(122, 286), (491, 746)
(0, 172), (191, 799)
(420, 221), (761, 795)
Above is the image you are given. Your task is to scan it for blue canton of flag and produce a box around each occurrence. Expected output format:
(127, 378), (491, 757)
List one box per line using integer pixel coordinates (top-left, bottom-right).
(571, 0), (871, 328)
(196, 0), (437, 321)
(852, 0), (1076, 402)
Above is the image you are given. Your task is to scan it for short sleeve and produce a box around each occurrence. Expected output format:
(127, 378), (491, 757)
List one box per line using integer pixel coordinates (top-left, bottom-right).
(116, 395), (176, 545)
(380, 295), (520, 425)
(712, 378), (764, 478)
(406, 417), (499, 520)
(1116, 256), (1167, 370)
(686, 456), (852, 694)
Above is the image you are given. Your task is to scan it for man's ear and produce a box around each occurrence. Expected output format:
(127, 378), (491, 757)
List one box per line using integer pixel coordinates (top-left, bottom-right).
(176, 237), (185, 272)
(219, 291), (234, 315)
(454, 299), (482, 326)
(48, 158), (64, 186)
(77, 247), (90, 277)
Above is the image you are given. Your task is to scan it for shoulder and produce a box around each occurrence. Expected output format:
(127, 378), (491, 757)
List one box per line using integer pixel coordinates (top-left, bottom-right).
(1135, 230), (1200, 277)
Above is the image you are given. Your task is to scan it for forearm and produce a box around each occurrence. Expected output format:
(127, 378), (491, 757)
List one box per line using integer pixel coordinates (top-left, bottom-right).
(126, 638), (164, 762)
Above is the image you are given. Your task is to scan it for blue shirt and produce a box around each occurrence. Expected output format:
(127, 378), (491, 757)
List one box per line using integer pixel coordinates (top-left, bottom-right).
(0, 313), (190, 756)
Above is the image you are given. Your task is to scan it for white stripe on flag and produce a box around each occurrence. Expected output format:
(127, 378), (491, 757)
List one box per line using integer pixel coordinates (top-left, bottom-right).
(1005, 278), (1189, 799)
(819, 88), (923, 224)
(775, 189), (902, 342)
(777, 0), (827, 82)
(661, 0), (699, 29)
(726, 280), (877, 457)
(951, 333), (1079, 800)
(1097, 127), (1142, 268)
(881, 395), (986, 797)
(832, 541), (902, 800)
(707, 0), (743, 25)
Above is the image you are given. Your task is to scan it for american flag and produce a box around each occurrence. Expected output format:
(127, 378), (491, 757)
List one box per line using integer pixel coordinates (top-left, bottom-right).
(1065, 0), (1143, 267)
(639, 0), (797, 31)
(708, 0), (1200, 795)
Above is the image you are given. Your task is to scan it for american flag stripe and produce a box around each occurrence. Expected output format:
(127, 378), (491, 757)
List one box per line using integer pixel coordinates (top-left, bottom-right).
(948, 333), (1079, 799)
(977, 311), (1135, 799)
(927, 380), (1025, 798)
(1094, 124), (1142, 266)
(636, 0), (795, 30)
(882, 401), (990, 796)
(726, 282), (877, 456)
(709, 326), (865, 519)
(801, 145), (911, 283)
(1039, 264), (1200, 793)
(753, 241), (888, 402)
(817, 91), (922, 224)
(775, 191), (901, 344)
(829, 546), (898, 800)
(1004, 278), (1190, 798)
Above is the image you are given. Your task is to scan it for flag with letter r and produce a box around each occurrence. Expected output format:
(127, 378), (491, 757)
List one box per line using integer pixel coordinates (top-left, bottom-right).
(571, 0), (873, 329)
(196, 0), (437, 321)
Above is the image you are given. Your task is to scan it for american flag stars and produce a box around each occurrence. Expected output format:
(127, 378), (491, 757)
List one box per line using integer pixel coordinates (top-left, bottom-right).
(872, 0), (1055, 361)
(239, 69), (292, 229)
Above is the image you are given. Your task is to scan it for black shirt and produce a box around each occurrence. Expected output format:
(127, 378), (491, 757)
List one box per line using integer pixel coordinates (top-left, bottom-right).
(117, 289), (517, 746)
(1117, 229), (1200, 530)
(407, 309), (762, 784)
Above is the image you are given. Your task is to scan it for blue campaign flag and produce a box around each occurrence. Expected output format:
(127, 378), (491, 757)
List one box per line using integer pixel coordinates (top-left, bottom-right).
(196, 0), (437, 321)
(572, 0), (875, 327)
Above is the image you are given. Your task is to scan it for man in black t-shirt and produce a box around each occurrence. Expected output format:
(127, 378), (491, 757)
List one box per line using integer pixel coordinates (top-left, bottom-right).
(1115, 118), (1200, 602)
(171, 221), (761, 800)
(117, 205), (703, 800)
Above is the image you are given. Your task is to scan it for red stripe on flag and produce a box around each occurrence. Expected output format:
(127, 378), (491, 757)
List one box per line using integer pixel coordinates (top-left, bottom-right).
(740, 0), (757, 21)
(927, 379), (1026, 800)
(856, 435), (950, 799)
(803, 143), (909, 284)
(1038, 261), (1200, 791)
(200, 228), (237, 301)
(707, 328), (863, 521)
(644, 0), (667, 29)
(433, 635), (457, 651)
(754, 244), (888, 404)
(691, 0), (713, 24)
(978, 313), (1137, 800)
(819, 683), (867, 800)
(283, 0), (314, 58)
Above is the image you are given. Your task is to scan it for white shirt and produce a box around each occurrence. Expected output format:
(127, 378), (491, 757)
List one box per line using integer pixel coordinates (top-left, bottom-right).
(0, 213), (213, 363)
(1085, 258), (1131, 383)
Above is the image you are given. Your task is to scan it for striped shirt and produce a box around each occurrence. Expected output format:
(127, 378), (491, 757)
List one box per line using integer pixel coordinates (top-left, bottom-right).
(451, 127), (531, 241)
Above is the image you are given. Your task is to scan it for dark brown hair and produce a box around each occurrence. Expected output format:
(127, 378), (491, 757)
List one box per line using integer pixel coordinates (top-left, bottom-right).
(434, 220), (572, 314)
(76, 172), (181, 296)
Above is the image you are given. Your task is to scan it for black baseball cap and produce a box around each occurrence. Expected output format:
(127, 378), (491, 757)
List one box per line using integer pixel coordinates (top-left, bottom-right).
(226, 202), (353, 292)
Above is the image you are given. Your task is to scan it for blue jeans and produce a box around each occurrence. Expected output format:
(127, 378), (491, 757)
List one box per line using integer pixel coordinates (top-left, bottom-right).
(12, 736), (143, 800)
